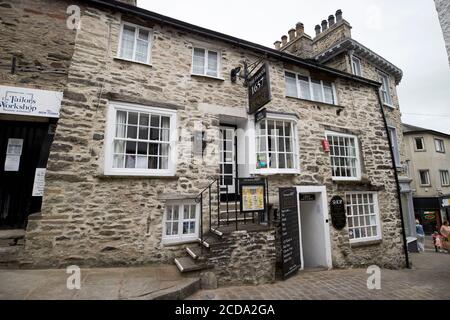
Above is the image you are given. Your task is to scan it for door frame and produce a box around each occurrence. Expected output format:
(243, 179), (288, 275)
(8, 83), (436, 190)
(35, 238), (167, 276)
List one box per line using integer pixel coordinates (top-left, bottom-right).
(219, 124), (238, 196)
(296, 185), (333, 270)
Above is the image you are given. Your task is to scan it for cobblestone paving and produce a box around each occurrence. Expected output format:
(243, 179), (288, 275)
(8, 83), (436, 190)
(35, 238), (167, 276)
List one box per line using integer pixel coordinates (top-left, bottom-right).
(189, 251), (450, 300)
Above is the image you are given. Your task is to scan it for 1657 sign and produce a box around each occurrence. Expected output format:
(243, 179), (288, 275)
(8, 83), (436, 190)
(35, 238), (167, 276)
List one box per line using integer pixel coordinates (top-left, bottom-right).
(248, 62), (272, 114)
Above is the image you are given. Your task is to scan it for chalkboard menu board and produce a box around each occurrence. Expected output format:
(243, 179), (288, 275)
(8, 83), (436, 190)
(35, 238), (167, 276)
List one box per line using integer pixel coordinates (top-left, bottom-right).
(279, 187), (301, 280)
(330, 195), (346, 230)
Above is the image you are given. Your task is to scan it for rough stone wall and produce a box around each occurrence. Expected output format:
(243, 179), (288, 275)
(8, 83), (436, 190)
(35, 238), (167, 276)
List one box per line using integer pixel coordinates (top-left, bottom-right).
(0, 0), (76, 92)
(435, 0), (450, 66)
(21, 3), (406, 269)
(207, 229), (276, 286)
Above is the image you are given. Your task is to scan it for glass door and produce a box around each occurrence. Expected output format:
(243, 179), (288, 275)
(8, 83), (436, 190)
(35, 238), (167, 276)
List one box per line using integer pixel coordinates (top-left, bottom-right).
(219, 126), (236, 195)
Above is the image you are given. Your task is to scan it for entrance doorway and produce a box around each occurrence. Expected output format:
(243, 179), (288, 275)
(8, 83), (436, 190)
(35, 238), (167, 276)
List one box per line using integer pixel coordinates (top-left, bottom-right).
(219, 125), (237, 201)
(297, 186), (332, 270)
(0, 120), (53, 229)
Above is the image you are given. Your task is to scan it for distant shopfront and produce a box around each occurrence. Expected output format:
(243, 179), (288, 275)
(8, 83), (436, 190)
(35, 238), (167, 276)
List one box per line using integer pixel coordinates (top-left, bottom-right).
(0, 85), (62, 230)
(413, 197), (442, 235)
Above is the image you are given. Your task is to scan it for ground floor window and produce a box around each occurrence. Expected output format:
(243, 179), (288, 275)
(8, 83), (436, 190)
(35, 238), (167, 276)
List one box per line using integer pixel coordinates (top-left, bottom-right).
(162, 201), (199, 244)
(345, 192), (382, 243)
(255, 116), (299, 174)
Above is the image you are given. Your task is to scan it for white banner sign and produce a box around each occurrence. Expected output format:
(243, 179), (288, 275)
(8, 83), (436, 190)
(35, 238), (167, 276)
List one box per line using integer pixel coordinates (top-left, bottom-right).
(0, 85), (62, 118)
(4, 138), (23, 171)
(32, 168), (47, 197)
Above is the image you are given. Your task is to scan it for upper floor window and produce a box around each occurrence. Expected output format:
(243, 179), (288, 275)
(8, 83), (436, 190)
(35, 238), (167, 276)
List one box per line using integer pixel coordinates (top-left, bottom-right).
(378, 71), (392, 107)
(415, 137), (425, 151)
(419, 170), (431, 186)
(104, 102), (177, 176)
(351, 56), (362, 76)
(192, 48), (220, 78)
(285, 72), (336, 105)
(387, 126), (401, 167)
(435, 138), (445, 153)
(255, 116), (299, 173)
(118, 23), (152, 64)
(326, 131), (361, 181)
(440, 170), (450, 187)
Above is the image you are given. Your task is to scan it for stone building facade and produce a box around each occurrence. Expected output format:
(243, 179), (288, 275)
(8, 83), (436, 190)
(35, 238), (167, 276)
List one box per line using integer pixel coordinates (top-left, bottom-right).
(435, 0), (450, 66)
(1, 0), (408, 280)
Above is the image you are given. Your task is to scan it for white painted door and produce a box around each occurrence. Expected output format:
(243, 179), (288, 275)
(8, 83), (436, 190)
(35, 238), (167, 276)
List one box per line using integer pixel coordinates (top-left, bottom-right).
(219, 126), (236, 195)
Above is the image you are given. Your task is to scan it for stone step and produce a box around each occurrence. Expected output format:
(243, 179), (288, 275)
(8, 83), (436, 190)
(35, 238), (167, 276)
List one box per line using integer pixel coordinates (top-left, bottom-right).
(198, 235), (221, 248)
(174, 257), (206, 273)
(186, 246), (203, 260)
(0, 246), (23, 268)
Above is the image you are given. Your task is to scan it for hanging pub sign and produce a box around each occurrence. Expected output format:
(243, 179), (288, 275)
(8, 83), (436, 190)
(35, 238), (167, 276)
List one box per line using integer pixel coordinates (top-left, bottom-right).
(239, 178), (266, 213)
(330, 195), (346, 230)
(279, 187), (301, 280)
(248, 62), (272, 114)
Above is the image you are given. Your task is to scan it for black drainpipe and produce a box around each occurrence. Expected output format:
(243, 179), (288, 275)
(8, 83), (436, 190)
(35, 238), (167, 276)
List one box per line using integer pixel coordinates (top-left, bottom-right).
(375, 87), (410, 269)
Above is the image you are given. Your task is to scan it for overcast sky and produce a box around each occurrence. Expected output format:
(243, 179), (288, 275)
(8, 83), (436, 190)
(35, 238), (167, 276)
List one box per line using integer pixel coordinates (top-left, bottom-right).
(138, 0), (450, 134)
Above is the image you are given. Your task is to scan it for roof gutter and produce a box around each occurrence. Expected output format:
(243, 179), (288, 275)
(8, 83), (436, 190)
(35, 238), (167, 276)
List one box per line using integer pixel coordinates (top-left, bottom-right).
(85, 0), (381, 88)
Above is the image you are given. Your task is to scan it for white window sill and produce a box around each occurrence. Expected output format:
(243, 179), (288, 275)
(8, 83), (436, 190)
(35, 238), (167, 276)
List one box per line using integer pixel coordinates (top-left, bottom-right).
(286, 95), (339, 107)
(191, 73), (224, 81)
(162, 237), (198, 246)
(383, 103), (394, 109)
(103, 169), (176, 178)
(254, 168), (300, 176)
(350, 237), (382, 247)
(332, 177), (361, 182)
(114, 56), (152, 67)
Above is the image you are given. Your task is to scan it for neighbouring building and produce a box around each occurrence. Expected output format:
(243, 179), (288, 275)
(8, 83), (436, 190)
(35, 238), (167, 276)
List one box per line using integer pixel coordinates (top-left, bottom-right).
(403, 123), (450, 235)
(435, 0), (450, 66)
(0, 0), (409, 284)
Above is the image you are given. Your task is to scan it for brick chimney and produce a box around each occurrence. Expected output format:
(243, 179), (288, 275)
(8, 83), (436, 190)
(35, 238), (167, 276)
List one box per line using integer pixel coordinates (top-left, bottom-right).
(312, 9), (352, 55)
(115, 0), (137, 6)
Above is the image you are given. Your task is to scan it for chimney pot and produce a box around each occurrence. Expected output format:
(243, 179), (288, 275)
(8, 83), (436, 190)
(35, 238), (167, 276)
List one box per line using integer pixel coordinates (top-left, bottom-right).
(281, 35), (288, 46)
(315, 24), (321, 36)
(288, 28), (296, 42)
(296, 22), (304, 35)
(274, 40), (281, 50)
(328, 15), (335, 26)
(321, 20), (328, 31)
(336, 9), (343, 22)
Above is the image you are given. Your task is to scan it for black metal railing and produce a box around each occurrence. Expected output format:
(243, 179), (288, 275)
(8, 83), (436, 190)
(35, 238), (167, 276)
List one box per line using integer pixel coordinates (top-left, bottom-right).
(195, 176), (270, 245)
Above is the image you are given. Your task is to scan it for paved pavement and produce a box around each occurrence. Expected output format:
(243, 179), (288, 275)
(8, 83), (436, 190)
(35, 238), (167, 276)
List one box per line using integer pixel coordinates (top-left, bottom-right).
(189, 250), (450, 300)
(0, 265), (198, 300)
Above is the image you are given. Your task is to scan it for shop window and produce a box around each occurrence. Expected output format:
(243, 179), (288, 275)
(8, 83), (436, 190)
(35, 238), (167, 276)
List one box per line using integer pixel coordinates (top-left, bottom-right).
(284, 71), (337, 105)
(162, 201), (199, 244)
(104, 102), (176, 176)
(118, 22), (152, 64)
(192, 48), (220, 78)
(255, 116), (299, 174)
(326, 131), (361, 180)
(346, 192), (382, 243)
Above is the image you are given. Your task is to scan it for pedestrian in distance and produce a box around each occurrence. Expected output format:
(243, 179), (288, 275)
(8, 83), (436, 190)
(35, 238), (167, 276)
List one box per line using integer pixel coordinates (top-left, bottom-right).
(416, 219), (425, 253)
